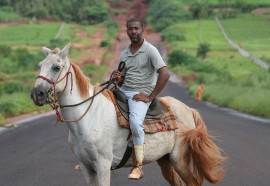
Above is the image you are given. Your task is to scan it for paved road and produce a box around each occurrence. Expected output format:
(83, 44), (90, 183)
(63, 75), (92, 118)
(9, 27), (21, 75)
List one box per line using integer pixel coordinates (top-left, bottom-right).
(1, 74), (270, 186)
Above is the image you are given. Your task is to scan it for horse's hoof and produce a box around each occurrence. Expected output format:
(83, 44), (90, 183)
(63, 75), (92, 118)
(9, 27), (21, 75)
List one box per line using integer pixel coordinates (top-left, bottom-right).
(75, 164), (81, 171)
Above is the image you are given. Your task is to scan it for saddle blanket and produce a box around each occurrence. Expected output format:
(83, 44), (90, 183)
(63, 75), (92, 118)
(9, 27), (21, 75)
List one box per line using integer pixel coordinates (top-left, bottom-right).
(105, 90), (179, 134)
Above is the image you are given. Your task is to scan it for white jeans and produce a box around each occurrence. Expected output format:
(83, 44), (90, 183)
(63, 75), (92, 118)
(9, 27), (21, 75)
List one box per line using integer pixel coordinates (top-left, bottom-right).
(119, 87), (150, 145)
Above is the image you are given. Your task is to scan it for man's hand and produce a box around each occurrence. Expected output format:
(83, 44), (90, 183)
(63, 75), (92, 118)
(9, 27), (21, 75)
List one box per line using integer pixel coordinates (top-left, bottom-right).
(112, 70), (122, 80)
(111, 70), (124, 86)
(132, 93), (153, 103)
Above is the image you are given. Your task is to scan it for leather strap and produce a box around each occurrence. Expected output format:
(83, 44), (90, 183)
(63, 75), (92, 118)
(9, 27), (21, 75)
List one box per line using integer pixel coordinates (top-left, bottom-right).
(111, 144), (133, 170)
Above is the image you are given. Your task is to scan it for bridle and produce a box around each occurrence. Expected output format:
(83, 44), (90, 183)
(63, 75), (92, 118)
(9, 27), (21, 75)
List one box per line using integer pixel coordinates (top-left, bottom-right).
(37, 62), (120, 125)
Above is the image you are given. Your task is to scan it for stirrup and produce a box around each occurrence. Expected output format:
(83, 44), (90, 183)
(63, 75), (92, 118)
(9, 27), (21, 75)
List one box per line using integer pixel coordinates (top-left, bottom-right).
(128, 166), (144, 180)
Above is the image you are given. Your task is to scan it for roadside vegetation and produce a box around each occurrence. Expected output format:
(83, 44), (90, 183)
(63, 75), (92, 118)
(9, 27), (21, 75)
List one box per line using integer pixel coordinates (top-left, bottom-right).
(0, 0), (119, 125)
(1, 0), (270, 125)
(147, 0), (270, 118)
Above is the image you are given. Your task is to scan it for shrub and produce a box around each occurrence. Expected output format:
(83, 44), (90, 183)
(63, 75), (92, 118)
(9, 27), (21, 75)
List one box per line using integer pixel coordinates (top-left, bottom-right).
(100, 41), (109, 47)
(0, 84), (3, 97)
(11, 48), (42, 71)
(168, 50), (197, 66)
(3, 80), (24, 94)
(189, 2), (212, 19)
(147, 0), (190, 31)
(161, 26), (186, 42)
(0, 45), (11, 57)
(0, 100), (19, 115)
(77, 4), (109, 24)
(0, 6), (20, 22)
(197, 42), (210, 58)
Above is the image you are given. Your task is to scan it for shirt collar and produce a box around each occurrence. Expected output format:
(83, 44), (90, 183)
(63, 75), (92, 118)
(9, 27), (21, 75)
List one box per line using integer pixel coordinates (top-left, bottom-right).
(126, 39), (148, 56)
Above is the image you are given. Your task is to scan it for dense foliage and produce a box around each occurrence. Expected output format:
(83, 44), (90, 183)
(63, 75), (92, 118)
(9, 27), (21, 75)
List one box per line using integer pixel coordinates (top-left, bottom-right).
(146, 0), (190, 31)
(0, 0), (109, 24)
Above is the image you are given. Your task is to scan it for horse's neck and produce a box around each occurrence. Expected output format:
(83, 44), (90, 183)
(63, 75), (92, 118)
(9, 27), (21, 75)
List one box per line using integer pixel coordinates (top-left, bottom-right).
(58, 82), (94, 106)
(58, 66), (94, 105)
(58, 78), (113, 137)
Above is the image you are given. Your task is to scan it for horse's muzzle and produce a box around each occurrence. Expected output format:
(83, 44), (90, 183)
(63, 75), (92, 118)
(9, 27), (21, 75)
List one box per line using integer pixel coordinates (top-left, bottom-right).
(30, 87), (49, 106)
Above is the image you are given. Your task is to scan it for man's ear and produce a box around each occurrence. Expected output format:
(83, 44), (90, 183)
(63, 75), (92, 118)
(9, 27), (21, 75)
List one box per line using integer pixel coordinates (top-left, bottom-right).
(42, 47), (51, 56)
(59, 43), (71, 59)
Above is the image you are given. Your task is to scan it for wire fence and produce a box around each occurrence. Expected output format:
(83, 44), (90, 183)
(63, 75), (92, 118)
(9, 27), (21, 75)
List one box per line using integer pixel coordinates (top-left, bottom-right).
(215, 16), (269, 70)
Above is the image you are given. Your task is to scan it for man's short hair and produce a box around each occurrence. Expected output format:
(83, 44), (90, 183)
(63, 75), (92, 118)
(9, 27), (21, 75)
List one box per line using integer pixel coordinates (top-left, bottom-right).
(126, 18), (144, 28)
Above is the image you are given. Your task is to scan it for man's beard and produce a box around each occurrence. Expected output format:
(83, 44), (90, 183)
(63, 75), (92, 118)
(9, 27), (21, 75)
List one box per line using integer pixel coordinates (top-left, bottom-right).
(130, 35), (140, 42)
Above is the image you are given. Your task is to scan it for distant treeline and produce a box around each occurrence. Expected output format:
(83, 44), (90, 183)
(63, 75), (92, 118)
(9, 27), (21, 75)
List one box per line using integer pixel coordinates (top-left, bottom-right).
(0, 0), (109, 24)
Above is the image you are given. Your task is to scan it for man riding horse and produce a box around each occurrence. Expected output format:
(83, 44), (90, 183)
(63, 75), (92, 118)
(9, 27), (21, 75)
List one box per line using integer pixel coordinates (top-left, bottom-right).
(112, 17), (170, 180)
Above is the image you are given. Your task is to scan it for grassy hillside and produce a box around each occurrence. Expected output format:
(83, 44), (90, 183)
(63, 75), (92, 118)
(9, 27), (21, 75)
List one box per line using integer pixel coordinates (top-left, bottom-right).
(169, 16), (270, 117)
(0, 21), (118, 125)
(147, 0), (270, 118)
(220, 14), (270, 62)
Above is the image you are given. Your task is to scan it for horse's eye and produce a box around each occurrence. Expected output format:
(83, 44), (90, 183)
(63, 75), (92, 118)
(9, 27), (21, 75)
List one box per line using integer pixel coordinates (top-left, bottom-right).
(53, 66), (61, 72)
(37, 64), (41, 70)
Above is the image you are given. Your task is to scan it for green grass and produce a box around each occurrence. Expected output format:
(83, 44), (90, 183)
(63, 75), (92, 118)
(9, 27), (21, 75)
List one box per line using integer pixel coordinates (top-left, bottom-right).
(167, 19), (232, 55)
(0, 11), (20, 22)
(0, 92), (51, 126)
(220, 14), (270, 59)
(0, 23), (60, 46)
(166, 14), (270, 118)
(0, 6), (21, 22)
(0, 21), (117, 125)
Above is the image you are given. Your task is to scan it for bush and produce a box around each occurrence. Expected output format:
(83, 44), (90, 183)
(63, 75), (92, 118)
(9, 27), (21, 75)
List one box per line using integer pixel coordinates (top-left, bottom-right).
(11, 48), (42, 71)
(0, 45), (11, 57)
(0, 6), (20, 22)
(161, 26), (186, 42)
(0, 100), (19, 115)
(3, 80), (24, 94)
(26, 7), (48, 19)
(197, 43), (210, 58)
(168, 50), (197, 66)
(77, 4), (109, 24)
(100, 41), (109, 47)
(189, 2), (212, 19)
(0, 84), (3, 97)
(147, 0), (190, 31)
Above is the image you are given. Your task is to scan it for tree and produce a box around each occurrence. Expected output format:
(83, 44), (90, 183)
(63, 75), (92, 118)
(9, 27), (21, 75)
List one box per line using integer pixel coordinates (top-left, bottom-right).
(197, 43), (210, 58)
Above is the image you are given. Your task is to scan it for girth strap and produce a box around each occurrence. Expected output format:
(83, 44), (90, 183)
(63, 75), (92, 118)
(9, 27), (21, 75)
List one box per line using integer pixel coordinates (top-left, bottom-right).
(111, 144), (133, 170)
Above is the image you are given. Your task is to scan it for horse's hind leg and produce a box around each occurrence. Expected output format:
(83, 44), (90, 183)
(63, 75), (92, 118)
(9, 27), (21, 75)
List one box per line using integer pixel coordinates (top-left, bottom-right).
(157, 154), (183, 186)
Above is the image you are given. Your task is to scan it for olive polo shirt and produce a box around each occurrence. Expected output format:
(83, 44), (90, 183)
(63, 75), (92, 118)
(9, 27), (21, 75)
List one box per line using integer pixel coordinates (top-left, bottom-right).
(120, 39), (166, 95)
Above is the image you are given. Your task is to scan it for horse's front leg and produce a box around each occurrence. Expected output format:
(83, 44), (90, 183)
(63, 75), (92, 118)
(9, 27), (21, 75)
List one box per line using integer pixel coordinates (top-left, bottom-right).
(80, 157), (112, 186)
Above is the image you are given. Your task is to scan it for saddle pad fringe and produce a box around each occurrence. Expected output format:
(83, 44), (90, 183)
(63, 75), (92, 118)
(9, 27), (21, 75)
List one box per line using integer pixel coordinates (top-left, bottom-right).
(106, 90), (178, 134)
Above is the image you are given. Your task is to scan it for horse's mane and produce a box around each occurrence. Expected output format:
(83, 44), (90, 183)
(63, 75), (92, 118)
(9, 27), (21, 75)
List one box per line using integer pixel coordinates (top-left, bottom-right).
(71, 63), (90, 99)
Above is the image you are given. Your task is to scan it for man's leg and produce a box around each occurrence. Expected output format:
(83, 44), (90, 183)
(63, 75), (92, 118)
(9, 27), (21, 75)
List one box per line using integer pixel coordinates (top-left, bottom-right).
(119, 88), (150, 179)
(128, 96), (150, 179)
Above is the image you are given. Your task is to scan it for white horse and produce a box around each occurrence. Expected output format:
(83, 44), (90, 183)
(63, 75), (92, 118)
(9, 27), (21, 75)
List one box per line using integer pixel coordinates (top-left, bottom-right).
(31, 43), (226, 186)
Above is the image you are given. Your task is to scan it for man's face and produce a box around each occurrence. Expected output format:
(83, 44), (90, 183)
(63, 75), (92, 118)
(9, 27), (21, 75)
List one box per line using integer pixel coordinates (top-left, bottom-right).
(126, 21), (144, 43)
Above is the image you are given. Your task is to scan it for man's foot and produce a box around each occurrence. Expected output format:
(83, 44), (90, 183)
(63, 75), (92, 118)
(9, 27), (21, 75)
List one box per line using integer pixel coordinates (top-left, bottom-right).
(128, 166), (144, 180)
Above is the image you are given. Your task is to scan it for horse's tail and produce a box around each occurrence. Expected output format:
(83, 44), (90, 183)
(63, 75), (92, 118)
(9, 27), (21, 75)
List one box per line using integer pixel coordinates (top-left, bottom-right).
(181, 109), (226, 185)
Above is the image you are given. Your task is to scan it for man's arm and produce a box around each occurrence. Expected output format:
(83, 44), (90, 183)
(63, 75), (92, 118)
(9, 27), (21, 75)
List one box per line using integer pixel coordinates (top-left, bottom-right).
(132, 66), (170, 102)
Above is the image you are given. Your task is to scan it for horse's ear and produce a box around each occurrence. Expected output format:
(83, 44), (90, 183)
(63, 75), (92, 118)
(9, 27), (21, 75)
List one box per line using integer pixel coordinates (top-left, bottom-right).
(42, 47), (51, 56)
(59, 43), (71, 59)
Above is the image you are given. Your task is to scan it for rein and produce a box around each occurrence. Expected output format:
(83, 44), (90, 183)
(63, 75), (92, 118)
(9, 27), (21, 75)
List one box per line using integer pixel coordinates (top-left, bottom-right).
(37, 64), (117, 125)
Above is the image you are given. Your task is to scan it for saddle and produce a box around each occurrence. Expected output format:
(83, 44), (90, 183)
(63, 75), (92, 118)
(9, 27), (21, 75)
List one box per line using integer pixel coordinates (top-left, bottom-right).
(112, 89), (164, 120)
(105, 89), (178, 134)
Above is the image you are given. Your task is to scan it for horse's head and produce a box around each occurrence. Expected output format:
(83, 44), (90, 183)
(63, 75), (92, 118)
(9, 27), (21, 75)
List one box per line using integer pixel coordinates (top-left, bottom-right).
(31, 43), (71, 106)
